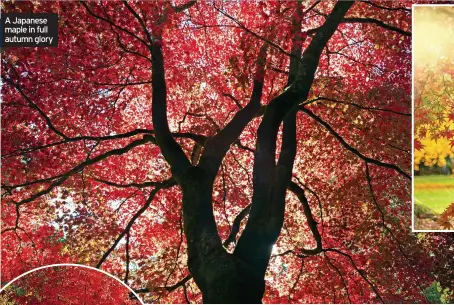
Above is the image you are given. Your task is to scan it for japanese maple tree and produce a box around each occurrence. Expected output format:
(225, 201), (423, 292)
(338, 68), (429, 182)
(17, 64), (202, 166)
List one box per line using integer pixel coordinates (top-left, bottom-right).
(1, 1), (452, 304)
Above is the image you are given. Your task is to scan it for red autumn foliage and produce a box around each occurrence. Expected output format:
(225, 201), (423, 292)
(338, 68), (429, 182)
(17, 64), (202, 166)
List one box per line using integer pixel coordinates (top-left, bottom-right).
(1, 1), (452, 303)
(0, 265), (141, 305)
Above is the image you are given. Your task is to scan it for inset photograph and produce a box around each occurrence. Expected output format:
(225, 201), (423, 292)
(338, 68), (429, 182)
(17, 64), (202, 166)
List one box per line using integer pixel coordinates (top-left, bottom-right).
(413, 5), (454, 231)
(0, 265), (142, 305)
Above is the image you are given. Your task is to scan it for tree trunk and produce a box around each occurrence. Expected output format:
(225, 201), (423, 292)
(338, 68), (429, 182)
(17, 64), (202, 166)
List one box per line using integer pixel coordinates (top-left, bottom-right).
(180, 167), (265, 303)
(192, 251), (265, 303)
(174, 3), (354, 301)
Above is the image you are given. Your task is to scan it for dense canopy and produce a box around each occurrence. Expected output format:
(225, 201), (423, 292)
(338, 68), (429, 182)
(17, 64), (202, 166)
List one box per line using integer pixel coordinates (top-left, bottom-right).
(1, 1), (453, 304)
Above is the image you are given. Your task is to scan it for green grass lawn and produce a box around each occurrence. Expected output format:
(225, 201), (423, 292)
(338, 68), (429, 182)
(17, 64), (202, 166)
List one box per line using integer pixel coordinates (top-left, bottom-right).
(414, 175), (454, 214)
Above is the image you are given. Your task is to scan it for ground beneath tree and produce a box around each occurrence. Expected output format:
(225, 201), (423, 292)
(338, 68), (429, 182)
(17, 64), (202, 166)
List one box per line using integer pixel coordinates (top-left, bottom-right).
(414, 204), (453, 230)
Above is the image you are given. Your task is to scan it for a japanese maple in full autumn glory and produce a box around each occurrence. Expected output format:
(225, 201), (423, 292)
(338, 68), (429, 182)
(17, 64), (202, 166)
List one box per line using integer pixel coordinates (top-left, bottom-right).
(1, 1), (453, 304)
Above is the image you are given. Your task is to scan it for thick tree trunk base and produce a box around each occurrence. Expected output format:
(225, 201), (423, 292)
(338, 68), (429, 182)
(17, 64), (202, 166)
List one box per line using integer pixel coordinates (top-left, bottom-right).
(200, 270), (265, 304)
(189, 250), (265, 304)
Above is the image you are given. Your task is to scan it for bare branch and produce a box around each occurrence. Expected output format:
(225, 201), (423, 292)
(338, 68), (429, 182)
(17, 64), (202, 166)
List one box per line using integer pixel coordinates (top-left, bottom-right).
(324, 253), (352, 303)
(96, 179), (176, 268)
(360, 1), (410, 13)
(223, 204), (251, 247)
(134, 274), (192, 294)
(150, 25), (191, 180)
(198, 43), (267, 179)
(324, 248), (384, 303)
(4, 136), (156, 206)
(299, 106), (410, 180)
(79, 1), (149, 46)
(288, 181), (322, 255)
(304, 96), (411, 116)
(341, 17), (410, 37)
(2, 74), (68, 140)
(365, 163), (408, 259)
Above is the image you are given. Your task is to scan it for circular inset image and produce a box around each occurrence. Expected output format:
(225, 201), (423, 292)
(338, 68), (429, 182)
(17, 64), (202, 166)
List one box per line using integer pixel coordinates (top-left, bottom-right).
(0, 264), (143, 305)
